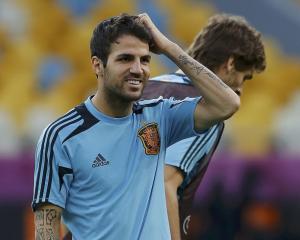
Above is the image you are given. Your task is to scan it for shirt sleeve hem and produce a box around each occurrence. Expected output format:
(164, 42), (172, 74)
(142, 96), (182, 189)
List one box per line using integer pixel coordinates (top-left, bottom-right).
(31, 198), (65, 212)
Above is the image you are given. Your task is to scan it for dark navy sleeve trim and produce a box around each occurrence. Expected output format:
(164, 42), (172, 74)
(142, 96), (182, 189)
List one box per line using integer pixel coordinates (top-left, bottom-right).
(32, 201), (64, 212)
(62, 103), (100, 143)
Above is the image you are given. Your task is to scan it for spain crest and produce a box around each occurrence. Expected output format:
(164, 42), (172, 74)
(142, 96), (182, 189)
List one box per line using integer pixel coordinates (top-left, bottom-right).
(138, 123), (160, 155)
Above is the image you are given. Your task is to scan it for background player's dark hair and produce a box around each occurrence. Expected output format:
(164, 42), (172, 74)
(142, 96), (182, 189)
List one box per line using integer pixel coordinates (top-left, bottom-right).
(187, 14), (266, 73)
(90, 13), (152, 67)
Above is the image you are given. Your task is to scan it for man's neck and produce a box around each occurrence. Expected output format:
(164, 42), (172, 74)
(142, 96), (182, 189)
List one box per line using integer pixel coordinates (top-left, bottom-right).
(92, 92), (133, 118)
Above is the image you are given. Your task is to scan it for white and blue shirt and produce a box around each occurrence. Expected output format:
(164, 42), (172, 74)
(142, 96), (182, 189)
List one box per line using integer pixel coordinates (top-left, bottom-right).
(142, 73), (224, 238)
(32, 95), (200, 240)
(143, 73), (224, 181)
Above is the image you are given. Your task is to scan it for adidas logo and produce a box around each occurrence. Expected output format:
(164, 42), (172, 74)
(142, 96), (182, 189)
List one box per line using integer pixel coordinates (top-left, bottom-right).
(92, 153), (109, 168)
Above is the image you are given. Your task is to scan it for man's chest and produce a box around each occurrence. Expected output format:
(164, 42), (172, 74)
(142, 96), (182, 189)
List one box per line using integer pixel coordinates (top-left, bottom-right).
(66, 122), (163, 187)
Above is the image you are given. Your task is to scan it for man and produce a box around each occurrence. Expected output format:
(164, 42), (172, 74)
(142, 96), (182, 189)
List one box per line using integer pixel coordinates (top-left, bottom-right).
(32, 13), (240, 239)
(142, 14), (266, 240)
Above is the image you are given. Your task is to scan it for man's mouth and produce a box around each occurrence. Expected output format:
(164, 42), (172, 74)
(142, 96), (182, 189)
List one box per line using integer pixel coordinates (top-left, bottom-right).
(126, 79), (142, 85)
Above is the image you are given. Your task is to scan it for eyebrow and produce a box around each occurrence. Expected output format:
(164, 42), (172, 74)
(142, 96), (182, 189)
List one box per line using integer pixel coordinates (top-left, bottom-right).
(117, 53), (133, 58)
(116, 53), (151, 60)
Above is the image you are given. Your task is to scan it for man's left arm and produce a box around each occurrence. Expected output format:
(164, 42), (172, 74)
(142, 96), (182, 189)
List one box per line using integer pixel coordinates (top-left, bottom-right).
(165, 165), (184, 240)
(139, 13), (240, 132)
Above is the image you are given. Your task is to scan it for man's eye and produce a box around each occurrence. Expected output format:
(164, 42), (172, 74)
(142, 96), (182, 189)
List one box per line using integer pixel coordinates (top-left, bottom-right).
(119, 57), (129, 62)
(141, 57), (151, 64)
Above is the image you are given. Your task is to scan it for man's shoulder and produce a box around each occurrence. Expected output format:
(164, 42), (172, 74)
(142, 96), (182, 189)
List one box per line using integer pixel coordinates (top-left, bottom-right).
(143, 73), (199, 100)
(150, 73), (191, 85)
(40, 102), (99, 144)
(46, 103), (86, 127)
(44, 107), (79, 130)
(138, 96), (164, 105)
(133, 96), (179, 115)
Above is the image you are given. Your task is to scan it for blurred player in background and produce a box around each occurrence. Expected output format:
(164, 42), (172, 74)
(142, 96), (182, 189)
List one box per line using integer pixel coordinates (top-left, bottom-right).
(142, 14), (266, 240)
(33, 12), (241, 239)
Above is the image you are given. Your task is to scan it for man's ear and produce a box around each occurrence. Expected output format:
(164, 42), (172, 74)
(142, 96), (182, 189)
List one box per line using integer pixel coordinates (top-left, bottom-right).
(91, 56), (104, 78)
(225, 56), (235, 73)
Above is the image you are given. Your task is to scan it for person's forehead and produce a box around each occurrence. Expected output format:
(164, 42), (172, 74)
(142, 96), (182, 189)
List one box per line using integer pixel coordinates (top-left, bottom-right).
(109, 34), (149, 56)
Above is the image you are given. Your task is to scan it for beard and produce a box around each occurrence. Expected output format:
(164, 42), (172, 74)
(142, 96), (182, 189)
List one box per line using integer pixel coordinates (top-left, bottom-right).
(102, 71), (146, 103)
(103, 84), (143, 103)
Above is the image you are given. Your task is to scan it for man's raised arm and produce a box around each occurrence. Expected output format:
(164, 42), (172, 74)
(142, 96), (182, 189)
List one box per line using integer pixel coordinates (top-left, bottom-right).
(139, 13), (240, 132)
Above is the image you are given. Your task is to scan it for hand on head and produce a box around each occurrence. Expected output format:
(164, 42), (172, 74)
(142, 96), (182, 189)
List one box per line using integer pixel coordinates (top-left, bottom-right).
(137, 13), (173, 55)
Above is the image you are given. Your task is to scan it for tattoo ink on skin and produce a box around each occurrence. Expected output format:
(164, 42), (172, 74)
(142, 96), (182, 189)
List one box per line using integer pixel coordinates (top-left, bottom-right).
(46, 228), (55, 240)
(35, 208), (59, 240)
(36, 210), (44, 226)
(178, 55), (204, 75)
(36, 229), (44, 240)
(178, 54), (229, 89)
(46, 209), (57, 225)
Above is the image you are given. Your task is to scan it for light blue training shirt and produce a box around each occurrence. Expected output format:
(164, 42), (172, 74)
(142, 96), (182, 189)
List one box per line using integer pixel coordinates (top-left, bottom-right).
(32, 95), (200, 240)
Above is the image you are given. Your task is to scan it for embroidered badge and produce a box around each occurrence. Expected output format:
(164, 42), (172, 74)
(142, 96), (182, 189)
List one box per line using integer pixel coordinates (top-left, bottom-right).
(138, 123), (160, 155)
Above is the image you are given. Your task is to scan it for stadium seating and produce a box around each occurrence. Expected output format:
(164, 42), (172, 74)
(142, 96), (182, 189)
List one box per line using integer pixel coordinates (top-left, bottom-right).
(0, 0), (300, 156)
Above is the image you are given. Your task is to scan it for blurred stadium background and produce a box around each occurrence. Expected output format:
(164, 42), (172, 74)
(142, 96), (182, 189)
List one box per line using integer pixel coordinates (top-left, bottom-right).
(0, 0), (299, 239)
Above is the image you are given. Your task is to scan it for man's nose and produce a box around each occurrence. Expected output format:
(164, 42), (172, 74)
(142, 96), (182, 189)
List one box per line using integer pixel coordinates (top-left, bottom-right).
(130, 60), (143, 75)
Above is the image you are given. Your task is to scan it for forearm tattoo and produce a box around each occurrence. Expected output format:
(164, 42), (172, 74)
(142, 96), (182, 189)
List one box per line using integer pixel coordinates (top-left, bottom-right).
(35, 208), (60, 240)
(178, 54), (228, 88)
(178, 55), (204, 75)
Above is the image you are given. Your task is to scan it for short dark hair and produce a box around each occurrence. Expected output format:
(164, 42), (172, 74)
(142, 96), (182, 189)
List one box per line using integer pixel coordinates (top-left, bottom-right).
(90, 13), (152, 67)
(187, 14), (266, 73)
